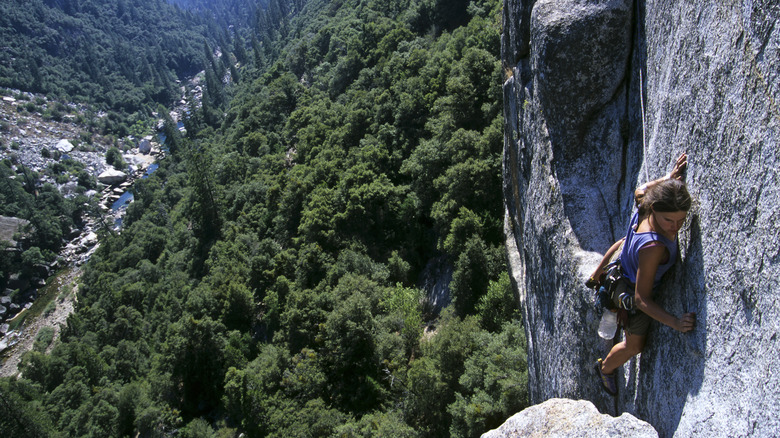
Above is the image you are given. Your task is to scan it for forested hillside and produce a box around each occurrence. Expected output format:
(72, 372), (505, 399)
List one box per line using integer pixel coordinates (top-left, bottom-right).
(167, 0), (266, 30)
(1, 0), (528, 436)
(0, 0), (260, 301)
(0, 0), (212, 134)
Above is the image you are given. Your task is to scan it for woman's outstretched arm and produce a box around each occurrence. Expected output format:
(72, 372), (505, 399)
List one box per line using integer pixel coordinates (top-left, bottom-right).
(635, 152), (688, 204)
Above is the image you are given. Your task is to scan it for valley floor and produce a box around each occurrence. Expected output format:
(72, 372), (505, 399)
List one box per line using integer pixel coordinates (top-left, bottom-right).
(0, 267), (80, 378)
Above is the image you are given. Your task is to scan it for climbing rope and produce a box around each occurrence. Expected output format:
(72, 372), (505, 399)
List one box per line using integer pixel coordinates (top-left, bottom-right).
(639, 67), (649, 183)
(636, 0), (650, 184)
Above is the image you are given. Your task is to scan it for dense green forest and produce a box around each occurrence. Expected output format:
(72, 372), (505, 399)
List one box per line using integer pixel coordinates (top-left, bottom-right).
(167, 0), (266, 30)
(0, 0), (213, 134)
(0, 159), (91, 291)
(1, 0), (528, 436)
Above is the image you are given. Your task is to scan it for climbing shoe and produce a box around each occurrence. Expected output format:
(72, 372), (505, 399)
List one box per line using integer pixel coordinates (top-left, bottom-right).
(594, 358), (617, 396)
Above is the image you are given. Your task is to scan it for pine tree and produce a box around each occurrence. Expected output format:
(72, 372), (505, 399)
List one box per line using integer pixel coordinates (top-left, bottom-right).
(233, 31), (248, 65)
(251, 34), (265, 68)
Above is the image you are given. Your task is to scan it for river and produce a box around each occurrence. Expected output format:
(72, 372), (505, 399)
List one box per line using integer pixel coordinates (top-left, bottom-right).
(109, 122), (179, 226)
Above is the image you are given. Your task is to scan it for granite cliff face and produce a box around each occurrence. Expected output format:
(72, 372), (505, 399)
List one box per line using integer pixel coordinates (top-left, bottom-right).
(501, 0), (779, 436)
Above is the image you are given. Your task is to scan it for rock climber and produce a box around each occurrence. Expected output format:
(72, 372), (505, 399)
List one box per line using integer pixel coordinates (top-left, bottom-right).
(587, 152), (696, 395)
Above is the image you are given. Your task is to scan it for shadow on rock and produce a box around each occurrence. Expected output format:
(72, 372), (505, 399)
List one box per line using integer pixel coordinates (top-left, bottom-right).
(632, 214), (707, 437)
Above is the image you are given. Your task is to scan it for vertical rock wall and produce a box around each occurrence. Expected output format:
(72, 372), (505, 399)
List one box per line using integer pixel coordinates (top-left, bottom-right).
(502, 0), (780, 436)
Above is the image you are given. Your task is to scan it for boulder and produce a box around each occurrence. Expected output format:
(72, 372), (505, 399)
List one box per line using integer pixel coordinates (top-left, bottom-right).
(60, 181), (79, 197)
(83, 232), (98, 247)
(139, 136), (153, 154)
(98, 169), (127, 185)
(67, 227), (82, 240)
(32, 263), (50, 279)
(24, 288), (39, 301)
(7, 274), (28, 292)
(54, 139), (74, 153)
(419, 256), (453, 312)
(502, 0), (780, 436)
(0, 216), (30, 247)
(481, 399), (657, 438)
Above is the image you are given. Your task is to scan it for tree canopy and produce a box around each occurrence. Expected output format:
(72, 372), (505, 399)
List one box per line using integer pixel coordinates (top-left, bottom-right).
(1, 0), (529, 436)
(0, 0), (214, 134)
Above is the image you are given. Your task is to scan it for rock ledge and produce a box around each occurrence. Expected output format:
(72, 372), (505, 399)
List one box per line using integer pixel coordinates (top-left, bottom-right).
(481, 398), (657, 438)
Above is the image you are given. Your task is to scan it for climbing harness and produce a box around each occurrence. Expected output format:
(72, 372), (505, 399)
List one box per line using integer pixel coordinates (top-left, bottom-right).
(591, 257), (636, 337)
(592, 259), (623, 311)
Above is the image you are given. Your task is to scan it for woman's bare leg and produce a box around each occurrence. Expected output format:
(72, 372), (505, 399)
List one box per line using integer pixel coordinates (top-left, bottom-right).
(601, 332), (646, 374)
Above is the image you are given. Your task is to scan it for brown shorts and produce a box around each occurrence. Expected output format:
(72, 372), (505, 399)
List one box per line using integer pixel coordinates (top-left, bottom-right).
(611, 279), (651, 336)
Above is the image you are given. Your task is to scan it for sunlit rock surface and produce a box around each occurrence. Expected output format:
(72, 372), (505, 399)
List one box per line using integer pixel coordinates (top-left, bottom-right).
(97, 168), (127, 185)
(54, 139), (74, 153)
(482, 398), (657, 438)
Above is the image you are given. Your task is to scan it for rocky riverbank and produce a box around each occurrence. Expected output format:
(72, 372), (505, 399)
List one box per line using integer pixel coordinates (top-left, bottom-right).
(0, 267), (79, 378)
(0, 71), (201, 364)
(0, 90), (165, 218)
(0, 90), (166, 354)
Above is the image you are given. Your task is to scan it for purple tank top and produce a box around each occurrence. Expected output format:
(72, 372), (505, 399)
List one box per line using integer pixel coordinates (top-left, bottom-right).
(619, 210), (677, 286)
